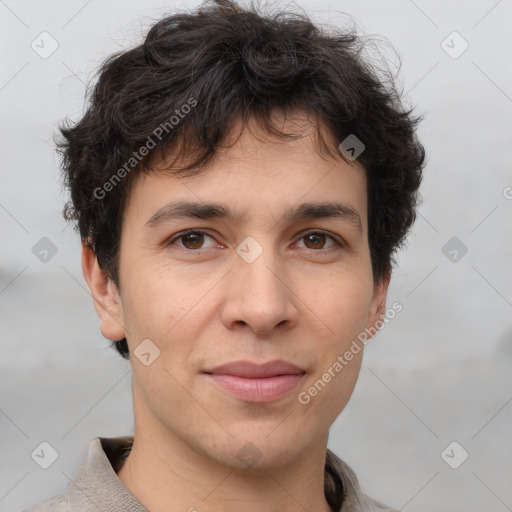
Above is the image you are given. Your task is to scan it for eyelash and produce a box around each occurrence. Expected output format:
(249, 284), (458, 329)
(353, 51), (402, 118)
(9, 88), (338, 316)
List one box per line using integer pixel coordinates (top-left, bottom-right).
(166, 229), (344, 255)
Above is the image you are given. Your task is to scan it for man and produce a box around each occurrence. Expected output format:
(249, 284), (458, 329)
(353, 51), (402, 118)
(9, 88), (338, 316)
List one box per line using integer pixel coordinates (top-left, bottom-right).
(24, 0), (425, 510)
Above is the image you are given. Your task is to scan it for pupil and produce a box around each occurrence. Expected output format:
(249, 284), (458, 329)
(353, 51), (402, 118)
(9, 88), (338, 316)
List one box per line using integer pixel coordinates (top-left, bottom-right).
(307, 234), (324, 249)
(185, 233), (202, 248)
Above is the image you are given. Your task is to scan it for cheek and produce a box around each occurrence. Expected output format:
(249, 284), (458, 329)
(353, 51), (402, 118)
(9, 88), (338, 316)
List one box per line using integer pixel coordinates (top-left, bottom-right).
(120, 267), (212, 377)
(120, 262), (184, 333)
(309, 271), (374, 341)
(302, 274), (372, 394)
(296, 339), (363, 430)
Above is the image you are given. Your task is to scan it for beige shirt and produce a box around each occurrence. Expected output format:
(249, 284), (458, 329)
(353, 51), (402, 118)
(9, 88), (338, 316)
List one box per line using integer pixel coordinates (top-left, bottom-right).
(22, 436), (397, 512)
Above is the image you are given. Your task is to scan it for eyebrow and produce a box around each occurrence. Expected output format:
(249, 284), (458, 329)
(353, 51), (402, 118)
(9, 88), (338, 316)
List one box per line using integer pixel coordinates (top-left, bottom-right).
(144, 200), (362, 232)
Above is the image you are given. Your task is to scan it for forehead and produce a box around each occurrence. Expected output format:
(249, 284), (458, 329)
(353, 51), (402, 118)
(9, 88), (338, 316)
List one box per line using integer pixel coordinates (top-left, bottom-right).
(122, 112), (368, 230)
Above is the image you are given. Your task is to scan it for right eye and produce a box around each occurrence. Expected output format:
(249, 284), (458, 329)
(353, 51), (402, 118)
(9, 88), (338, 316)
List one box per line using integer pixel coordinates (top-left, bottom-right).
(166, 230), (219, 253)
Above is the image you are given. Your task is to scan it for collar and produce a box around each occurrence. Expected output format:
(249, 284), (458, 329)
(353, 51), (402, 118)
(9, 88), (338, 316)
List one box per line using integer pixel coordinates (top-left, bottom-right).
(57, 436), (394, 511)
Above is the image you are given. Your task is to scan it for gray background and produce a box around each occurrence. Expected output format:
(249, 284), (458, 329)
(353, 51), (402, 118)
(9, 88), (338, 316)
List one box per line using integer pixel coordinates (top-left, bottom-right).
(1, 0), (511, 510)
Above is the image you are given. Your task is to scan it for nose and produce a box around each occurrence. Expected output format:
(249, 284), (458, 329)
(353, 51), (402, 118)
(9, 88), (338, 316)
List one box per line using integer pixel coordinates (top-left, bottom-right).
(220, 238), (299, 336)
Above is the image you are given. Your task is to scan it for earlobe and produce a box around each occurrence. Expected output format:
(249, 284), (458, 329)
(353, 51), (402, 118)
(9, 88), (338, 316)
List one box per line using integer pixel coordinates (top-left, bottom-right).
(81, 244), (126, 342)
(366, 270), (391, 339)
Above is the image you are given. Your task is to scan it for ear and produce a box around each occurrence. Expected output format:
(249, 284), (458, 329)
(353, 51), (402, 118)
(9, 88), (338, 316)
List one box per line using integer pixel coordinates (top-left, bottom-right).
(81, 244), (126, 342)
(365, 269), (391, 339)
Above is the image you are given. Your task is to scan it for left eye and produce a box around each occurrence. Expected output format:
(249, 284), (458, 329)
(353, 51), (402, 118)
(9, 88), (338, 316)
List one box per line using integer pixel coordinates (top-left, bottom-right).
(167, 230), (341, 252)
(296, 231), (340, 250)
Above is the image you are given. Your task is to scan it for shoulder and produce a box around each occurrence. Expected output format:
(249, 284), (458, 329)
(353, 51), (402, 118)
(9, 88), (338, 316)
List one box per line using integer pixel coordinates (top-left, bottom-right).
(357, 494), (400, 512)
(326, 449), (399, 512)
(21, 494), (71, 512)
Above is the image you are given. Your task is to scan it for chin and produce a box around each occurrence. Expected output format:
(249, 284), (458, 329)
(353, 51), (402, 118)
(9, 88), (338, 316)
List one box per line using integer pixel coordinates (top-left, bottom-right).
(201, 431), (313, 471)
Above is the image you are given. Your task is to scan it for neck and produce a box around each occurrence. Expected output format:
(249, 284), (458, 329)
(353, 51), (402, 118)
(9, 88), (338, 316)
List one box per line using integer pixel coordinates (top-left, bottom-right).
(117, 425), (333, 512)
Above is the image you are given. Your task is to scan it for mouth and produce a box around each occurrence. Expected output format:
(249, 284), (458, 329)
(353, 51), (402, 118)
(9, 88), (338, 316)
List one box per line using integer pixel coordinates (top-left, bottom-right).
(202, 360), (306, 403)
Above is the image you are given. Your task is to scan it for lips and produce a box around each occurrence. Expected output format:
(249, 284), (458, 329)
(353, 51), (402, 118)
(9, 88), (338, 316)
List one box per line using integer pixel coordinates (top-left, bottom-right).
(203, 360), (306, 402)
(203, 360), (305, 378)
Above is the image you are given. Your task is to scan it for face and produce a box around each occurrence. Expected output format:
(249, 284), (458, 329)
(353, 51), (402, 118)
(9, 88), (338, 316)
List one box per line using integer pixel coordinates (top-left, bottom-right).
(84, 112), (389, 469)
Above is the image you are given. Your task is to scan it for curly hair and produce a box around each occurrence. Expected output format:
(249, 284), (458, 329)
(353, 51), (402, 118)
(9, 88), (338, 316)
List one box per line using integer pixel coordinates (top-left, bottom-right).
(57, 0), (425, 360)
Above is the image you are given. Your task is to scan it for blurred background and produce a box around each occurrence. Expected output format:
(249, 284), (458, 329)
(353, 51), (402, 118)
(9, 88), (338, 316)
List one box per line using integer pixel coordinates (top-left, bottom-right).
(1, 0), (511, 510)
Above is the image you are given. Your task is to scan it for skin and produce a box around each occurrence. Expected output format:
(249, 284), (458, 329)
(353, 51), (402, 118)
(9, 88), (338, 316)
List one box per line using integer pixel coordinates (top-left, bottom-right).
(82, 111), (390, 512)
